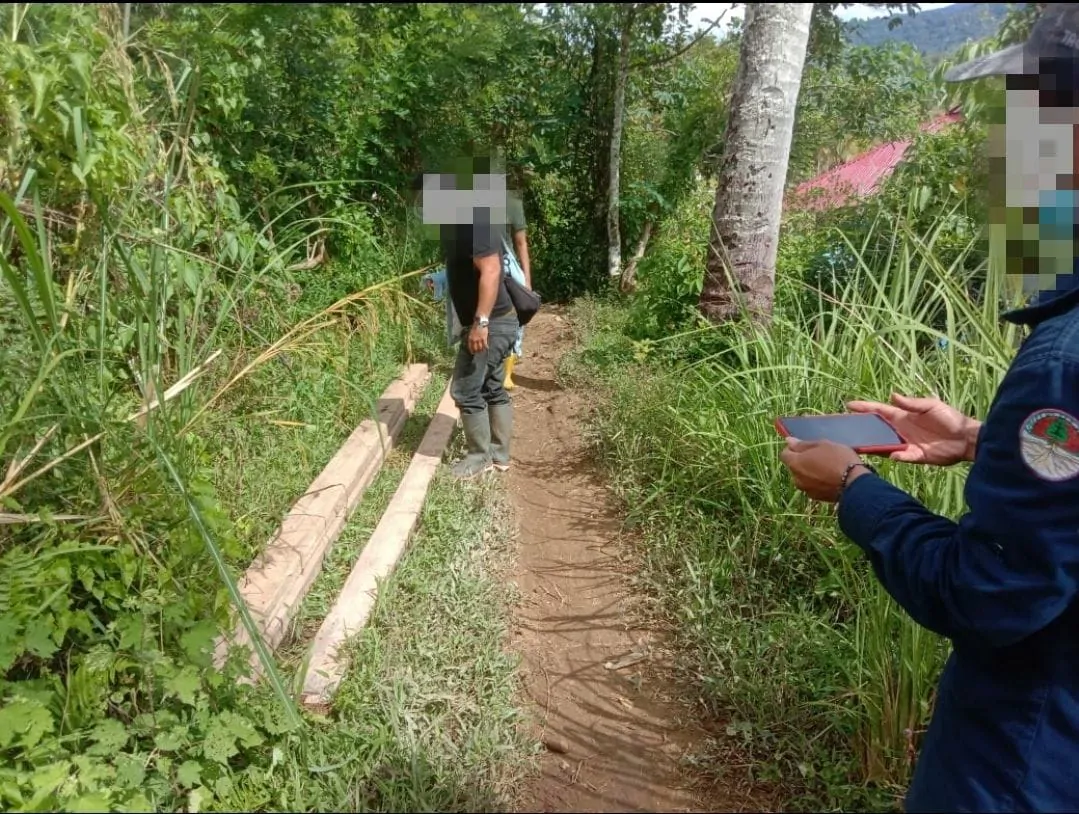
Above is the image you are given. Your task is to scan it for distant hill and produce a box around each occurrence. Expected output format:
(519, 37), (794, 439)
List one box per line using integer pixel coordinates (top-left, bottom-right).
(845, 3), (1015, 58)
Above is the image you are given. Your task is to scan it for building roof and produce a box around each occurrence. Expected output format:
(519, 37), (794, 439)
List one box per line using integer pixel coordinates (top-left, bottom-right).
(788, 109), (964, 212)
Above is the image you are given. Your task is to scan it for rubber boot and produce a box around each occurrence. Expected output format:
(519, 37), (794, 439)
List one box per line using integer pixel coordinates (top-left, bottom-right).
(452, 410), (493, 480)
(504, 353), (518, 391)
(489, 402), (513, 472)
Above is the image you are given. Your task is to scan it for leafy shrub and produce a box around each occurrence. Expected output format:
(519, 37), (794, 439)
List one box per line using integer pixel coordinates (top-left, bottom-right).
(625, 182), (712, 340)
(1, 7), (430, 810)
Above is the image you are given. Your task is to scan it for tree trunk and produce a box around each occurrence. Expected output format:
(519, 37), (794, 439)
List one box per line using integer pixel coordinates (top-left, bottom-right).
(699, 3), (813, 325)
(584, 27), (613, 282)
(619, 217), (654, 292)
(607, 6), (635, 279)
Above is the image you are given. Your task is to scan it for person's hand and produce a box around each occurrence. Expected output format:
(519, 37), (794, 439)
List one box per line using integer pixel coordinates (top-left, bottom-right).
(780, 438), (866, 503)
(847, 393), (980, 466)
(467, 324), (489, 354)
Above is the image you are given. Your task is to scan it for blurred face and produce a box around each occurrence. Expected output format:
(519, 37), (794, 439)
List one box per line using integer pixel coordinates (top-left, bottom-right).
(996, 88), (1075, 206)
(989, 79), (1079, 296)
(409, 153), (509, 239)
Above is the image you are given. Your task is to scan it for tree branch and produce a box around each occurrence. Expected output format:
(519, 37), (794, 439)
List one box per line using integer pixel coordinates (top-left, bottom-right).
(632, 8), (729, 70)
(286, 235), (327, 272)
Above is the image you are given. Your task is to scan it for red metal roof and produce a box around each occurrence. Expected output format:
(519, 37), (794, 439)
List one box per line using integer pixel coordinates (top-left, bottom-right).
(789, 109), (963, 212)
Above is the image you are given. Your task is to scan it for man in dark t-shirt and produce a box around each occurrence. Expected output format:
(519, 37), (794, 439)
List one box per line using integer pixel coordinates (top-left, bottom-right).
(415, 173), (519, 479)
(441, 220), (515, 329)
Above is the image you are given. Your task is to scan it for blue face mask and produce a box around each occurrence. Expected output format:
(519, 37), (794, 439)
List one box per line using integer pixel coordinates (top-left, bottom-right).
(1015, 188), (1079, 305)
(1037, 188), (1078, 240)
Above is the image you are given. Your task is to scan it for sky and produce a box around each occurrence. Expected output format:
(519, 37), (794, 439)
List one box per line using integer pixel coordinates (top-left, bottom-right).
(686, 3), (956, 33)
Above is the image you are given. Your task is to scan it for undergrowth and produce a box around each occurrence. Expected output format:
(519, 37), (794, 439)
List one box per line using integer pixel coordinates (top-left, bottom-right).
(564, 189), (1015, 811)
(211, 474), (526, 813)
(0, 6), (514, 811)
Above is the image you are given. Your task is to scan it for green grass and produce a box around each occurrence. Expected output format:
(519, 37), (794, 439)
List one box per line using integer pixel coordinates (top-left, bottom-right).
(562, 202), (1016, 812)
(332, 474), (528, 811)
(214, 462), (530, 812)
(210, 327), (431, 565)
(222, 362), (532, 813)
(277, 367), (450, 665)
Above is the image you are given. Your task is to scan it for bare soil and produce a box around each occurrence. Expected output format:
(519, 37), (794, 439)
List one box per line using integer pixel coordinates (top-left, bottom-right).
(505, 308), (762, 813)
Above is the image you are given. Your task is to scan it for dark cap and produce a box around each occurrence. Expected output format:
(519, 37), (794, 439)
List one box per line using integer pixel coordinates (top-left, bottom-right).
(945, 4), (1079, 83)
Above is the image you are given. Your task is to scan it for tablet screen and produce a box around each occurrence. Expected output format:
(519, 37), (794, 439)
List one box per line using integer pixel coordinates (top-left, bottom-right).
(779, 414), (903, 448)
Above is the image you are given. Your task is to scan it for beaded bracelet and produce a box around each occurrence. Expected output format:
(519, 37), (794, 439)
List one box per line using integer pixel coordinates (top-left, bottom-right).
(840, 460), (876, 494)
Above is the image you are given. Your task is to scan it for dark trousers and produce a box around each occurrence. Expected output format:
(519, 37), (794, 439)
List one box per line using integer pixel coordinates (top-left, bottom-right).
(450, 315), (519, 415)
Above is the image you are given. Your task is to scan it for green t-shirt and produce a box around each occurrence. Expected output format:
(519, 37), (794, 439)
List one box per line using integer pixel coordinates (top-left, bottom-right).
(507, 191), (526, 234)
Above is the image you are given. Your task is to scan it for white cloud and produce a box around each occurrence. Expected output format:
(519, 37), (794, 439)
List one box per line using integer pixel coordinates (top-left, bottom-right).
(686, 3), (956, 33)
(835, 3), (956, 21)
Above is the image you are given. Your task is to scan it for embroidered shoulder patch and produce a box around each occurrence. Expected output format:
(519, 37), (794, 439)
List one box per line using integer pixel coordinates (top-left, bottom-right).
(1019, 409), (1079, 482)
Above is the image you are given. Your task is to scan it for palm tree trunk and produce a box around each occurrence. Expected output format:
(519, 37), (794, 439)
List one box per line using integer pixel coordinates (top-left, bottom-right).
(699, 3), (814, 325)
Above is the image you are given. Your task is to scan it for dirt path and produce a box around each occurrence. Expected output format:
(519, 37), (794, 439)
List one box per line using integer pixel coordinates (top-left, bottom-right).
(506, 308), (729, 813)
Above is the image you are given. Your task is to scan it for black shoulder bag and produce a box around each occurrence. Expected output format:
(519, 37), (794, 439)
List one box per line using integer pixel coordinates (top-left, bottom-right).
(501, 236), (541, 326)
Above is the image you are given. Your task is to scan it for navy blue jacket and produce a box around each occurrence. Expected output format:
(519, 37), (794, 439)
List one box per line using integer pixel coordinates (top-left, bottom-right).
(838, 281), (1079, 813)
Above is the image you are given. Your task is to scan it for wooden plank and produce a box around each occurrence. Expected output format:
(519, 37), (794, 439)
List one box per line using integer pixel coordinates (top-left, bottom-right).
(213, 364), (430, 674)
(300, 382), (459, 710)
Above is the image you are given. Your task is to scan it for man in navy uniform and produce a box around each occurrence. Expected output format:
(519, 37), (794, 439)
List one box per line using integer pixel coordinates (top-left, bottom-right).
(780, 6), (1079, 812)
